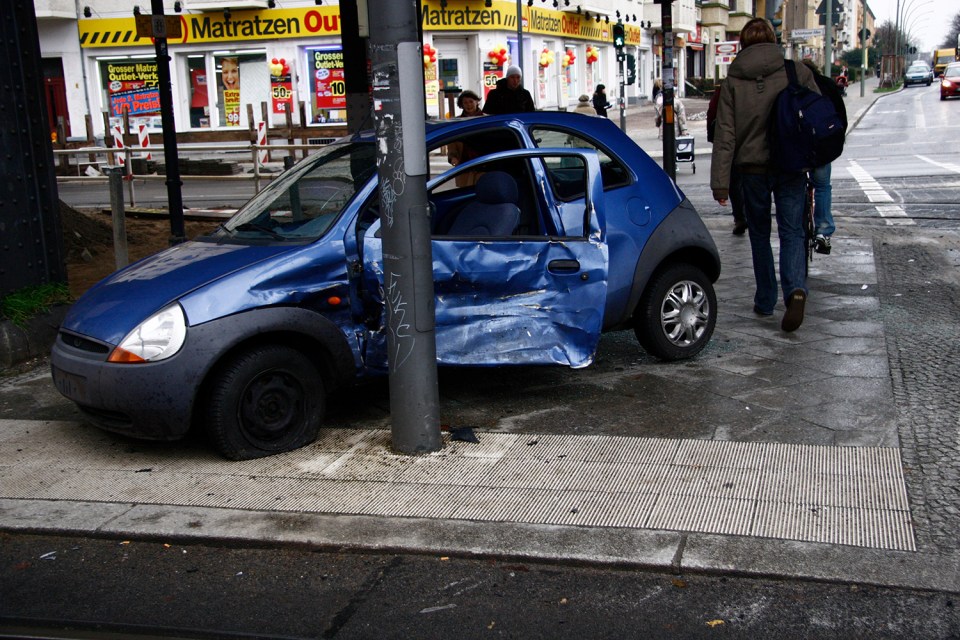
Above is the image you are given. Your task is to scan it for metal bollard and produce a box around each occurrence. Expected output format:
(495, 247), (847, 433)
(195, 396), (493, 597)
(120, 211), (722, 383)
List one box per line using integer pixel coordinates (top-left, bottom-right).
(106, 166), (129, 270)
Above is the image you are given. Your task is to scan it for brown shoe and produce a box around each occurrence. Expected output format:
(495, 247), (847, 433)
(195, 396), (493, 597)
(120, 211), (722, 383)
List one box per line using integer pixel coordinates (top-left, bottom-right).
(781, 290), (806, 332)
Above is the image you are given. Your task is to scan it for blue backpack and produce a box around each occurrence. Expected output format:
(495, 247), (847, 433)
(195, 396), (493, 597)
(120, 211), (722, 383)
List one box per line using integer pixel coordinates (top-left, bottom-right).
(768, 60), (846, 172)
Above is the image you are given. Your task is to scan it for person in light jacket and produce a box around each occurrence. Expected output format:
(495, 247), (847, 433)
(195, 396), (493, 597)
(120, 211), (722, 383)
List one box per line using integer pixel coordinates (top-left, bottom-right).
(710, 17), (820, 332)
(573, 94), (596, 115)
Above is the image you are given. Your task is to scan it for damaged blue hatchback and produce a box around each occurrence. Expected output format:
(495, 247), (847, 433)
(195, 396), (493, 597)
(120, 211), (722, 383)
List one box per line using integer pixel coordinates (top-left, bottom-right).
(51, 112), (720, 459)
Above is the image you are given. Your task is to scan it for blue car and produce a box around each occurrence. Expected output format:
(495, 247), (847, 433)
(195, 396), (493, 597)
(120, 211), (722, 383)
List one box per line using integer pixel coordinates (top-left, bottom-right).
(51, 112), (720, 459)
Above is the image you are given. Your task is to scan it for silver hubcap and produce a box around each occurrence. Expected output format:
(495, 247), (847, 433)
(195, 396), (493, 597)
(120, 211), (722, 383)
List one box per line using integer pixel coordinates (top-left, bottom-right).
(660, 280), (710, 347)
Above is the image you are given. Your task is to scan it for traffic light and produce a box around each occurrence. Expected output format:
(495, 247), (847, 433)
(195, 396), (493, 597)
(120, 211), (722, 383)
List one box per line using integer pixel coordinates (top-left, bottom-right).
(613, 21), (625, 50)
(771, 18), (783, 44)
(626, 53), (636, 84)
(859, 28), (871, 43)
(613, 21), (625, 61)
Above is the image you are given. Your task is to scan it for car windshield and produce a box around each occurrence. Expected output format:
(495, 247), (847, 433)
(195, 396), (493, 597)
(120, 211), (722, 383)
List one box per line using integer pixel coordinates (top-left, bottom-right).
(908, 65), (928, 72)
(946, 65), (960, 79)
(208, 141), (377, 242)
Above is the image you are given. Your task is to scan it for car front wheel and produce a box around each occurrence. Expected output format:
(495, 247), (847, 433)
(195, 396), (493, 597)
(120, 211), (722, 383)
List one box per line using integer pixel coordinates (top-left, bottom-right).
(634, 264), (717, 361)
(206, 345), (325, 460)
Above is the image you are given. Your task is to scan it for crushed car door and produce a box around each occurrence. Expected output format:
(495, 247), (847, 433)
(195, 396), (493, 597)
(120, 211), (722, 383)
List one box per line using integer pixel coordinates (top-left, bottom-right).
(361, 148), (608, 369)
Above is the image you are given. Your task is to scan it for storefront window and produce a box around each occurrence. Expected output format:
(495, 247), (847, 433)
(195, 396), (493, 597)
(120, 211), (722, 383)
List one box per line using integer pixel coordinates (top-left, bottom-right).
(99, 56), (161, 131)
(186, 55), (211, 128)
(306, 47), (346, 124)
(214, 51), (268, 128)
(563, 44), (577, 104)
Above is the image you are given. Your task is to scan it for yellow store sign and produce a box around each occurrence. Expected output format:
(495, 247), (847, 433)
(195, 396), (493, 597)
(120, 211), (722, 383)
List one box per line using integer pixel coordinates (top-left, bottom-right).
(79, 1), (635, 49)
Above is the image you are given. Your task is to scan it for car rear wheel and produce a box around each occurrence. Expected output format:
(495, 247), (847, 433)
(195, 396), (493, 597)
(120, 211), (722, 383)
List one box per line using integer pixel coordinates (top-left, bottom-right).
(634, 263), (717, 361)
(206, 345), (324, 460)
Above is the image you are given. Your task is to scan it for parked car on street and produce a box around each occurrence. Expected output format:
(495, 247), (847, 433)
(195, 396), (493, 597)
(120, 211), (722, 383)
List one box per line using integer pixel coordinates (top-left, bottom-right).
(904, 62), (934, 86)
(941, 62), (960, 100)
(51, 112), (721, 460)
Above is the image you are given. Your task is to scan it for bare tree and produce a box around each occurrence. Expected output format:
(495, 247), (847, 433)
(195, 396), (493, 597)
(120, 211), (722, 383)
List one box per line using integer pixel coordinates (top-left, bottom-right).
(939, 11), (960, 49)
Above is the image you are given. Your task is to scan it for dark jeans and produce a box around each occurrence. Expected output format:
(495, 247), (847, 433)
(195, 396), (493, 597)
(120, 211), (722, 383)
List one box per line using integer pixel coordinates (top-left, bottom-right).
(740, 171), (808, 314)
(811, 163), (836, 236)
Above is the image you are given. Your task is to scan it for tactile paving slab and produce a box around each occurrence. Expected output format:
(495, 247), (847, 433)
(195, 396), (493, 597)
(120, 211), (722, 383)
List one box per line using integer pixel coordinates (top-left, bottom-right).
(0, 421), (915, 551)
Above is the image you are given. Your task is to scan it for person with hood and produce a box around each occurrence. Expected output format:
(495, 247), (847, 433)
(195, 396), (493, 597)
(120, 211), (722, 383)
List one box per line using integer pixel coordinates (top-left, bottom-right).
(710, 17), (820, 333)
(592, 84), (612, 117)
(483, 65), (535, 114)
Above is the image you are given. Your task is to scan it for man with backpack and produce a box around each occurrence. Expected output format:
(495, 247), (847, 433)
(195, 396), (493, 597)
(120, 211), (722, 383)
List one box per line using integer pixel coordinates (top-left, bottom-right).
(710, 17), (821, 332)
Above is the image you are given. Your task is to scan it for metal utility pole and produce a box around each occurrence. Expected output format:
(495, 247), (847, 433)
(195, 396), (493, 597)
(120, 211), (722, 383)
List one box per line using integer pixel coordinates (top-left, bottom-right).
(861, 0), (867, 97)
(148, 0), (185, 244)
(823, 0), (834, 79)
(341, 0), (371, 134)
(659, 0), (676, 181)
(516, 0), (524, 78)
(613, 21), (626, 131)
(368, 0), (441, 455)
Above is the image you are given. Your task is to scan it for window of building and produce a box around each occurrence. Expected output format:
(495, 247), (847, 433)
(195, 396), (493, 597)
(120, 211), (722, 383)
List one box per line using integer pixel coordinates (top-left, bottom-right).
(306, 47), (346, 124)
(214, 51), (269, 128)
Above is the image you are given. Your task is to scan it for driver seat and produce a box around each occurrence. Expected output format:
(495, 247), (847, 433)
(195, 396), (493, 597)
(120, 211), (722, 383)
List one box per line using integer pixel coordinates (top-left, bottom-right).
(447, 171), (520, 237)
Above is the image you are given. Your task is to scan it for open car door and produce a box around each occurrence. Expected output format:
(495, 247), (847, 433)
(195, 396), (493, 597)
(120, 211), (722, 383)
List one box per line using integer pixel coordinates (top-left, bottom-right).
(361, 148), (608, 369)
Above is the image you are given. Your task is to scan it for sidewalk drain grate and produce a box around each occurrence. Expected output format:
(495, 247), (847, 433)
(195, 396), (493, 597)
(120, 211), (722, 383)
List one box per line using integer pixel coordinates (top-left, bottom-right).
(0, 422), (916, 551)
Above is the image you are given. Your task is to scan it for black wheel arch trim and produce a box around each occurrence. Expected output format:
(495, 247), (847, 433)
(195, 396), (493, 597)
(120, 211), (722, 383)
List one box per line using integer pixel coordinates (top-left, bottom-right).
(609, 198), (721, 330)
(191, 306), (358, 396)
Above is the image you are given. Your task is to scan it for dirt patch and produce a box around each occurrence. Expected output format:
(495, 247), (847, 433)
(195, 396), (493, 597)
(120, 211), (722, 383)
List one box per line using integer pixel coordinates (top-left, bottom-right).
(59, 201), (220, 298)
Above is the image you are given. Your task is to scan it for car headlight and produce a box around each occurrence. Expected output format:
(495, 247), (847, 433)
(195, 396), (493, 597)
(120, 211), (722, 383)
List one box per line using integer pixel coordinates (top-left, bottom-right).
(943, 79), (954, 87)
(108, 303), (187, 363)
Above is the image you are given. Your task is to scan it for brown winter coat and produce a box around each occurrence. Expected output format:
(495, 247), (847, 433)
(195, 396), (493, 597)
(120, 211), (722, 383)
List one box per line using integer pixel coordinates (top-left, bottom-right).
(710, 43), (820, 200)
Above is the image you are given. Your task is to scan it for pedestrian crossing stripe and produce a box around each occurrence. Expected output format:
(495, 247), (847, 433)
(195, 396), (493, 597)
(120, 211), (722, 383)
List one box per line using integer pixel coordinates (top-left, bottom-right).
(846, 160), (916, 226)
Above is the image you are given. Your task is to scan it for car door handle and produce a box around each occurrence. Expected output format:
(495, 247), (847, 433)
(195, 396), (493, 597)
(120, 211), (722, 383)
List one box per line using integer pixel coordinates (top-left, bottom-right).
(548, 259), (581, 273)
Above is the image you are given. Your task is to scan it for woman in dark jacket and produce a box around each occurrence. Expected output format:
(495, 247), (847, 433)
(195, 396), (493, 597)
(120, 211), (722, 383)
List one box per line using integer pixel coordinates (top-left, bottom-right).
(592, 84), (611, 117)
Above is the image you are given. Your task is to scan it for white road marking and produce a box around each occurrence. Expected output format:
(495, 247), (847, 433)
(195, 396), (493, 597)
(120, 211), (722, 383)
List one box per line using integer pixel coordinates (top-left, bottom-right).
(845, 160), (915, 225)
(915, 154), (960, 174)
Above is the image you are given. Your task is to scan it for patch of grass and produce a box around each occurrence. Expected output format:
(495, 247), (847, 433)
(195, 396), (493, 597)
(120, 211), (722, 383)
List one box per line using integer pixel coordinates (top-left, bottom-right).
(875, 82), (902, 93)
(1, 283), (72, 328)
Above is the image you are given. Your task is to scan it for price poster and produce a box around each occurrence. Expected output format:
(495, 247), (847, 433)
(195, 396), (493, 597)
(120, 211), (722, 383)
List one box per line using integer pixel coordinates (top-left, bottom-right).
(482, 62), (501, 101)
(272, 74), (293, 113)
(311, 49), (346, 109)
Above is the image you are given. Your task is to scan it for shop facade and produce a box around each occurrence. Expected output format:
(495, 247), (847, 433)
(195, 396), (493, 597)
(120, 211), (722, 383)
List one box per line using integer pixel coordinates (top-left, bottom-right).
(49, 1), (644, 141)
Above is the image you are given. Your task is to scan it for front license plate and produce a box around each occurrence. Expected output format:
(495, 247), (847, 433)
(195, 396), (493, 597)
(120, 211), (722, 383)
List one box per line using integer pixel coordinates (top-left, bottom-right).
(52, 366), (88, 402)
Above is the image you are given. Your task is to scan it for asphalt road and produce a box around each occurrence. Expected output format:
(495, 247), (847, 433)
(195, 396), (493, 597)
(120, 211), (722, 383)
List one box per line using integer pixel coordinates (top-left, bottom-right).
(2, 532), (958, 639)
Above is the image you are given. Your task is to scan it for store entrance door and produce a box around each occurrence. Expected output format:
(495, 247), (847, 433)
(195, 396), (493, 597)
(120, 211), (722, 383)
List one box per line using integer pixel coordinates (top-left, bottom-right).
(42, 59), (70, 140)
(433, 37), (474, 117)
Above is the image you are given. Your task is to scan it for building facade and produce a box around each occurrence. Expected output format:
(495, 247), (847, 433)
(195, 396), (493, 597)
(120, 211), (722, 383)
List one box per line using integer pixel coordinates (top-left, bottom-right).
(36, 0), (661, 142)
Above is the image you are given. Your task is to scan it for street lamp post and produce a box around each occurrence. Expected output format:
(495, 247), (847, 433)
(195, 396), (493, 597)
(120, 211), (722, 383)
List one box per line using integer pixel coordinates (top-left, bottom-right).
(894, 0), (928, 74)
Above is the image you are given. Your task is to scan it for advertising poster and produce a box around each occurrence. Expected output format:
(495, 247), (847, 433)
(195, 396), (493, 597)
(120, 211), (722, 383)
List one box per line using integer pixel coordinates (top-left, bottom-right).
(104, 61), (160, 118)
(270, 58), (293, 114)
(311, 49), (346, 110)
(424, 60), (439, 114)
(220, 56), (241, 126)
(482, 62), (501, 100)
